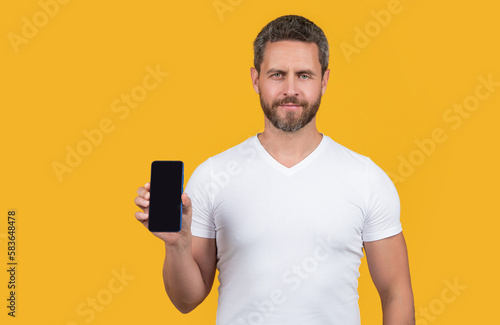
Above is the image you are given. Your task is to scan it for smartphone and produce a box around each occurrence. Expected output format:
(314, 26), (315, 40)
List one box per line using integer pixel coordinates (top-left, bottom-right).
(148, 160), (184, 232)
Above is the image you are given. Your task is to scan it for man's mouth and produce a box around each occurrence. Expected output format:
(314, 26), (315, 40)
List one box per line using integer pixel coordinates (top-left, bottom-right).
(279, 104), (302, 109)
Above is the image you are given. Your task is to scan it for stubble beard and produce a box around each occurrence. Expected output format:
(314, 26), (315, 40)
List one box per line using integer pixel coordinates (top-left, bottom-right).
(259, 91), (322, 132)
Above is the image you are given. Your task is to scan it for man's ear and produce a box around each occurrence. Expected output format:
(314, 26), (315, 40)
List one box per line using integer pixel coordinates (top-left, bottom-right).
(250, 67), (260, 94)
(321, 68), (330, 96)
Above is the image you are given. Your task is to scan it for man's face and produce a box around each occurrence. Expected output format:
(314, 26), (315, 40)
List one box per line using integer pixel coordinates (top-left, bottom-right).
(251, 41), (330, 132)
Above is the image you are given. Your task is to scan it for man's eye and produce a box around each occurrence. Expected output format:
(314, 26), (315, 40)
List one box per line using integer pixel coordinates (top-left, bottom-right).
(271, 73), (282, 78)
(299, 75), (310, 80)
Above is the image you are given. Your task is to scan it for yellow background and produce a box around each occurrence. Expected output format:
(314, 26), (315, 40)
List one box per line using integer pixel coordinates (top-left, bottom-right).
(1, 0), (499, 324)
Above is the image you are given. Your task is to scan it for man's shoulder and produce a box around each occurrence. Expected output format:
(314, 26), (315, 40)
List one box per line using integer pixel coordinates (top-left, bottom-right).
(207, 135), (257, 163)
(321, 134), (370, 167)
(322, 135), (395, 191)
(194, 135), (258, 172)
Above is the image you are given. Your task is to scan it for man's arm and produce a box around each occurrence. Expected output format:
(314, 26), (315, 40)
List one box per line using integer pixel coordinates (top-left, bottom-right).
(162, 235), (217, 313)
(135, 183), (217, 313)
(364, 232), (415, 325)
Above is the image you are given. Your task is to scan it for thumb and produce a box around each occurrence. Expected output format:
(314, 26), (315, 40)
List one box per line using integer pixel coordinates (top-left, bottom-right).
(181, 192), (192, 218)
(180, 193), (193, 232)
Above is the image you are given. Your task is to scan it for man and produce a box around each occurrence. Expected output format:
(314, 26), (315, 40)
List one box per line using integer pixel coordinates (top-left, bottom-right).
(135, 15), (415, 324)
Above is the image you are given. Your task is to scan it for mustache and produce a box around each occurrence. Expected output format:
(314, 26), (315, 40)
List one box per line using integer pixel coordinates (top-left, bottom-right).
(273, 96), (307, 107)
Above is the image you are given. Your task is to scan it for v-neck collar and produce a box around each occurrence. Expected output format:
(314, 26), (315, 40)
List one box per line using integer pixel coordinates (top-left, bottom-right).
(252, 133), (328, 176)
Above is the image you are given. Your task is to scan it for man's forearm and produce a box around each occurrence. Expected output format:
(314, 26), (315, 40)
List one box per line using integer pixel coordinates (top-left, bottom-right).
(381, 293), (415, 325)
(162, 242), (208, 314)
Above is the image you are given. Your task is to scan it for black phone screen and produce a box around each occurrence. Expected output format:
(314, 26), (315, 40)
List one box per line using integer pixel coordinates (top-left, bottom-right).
(148, 160), (183, 232)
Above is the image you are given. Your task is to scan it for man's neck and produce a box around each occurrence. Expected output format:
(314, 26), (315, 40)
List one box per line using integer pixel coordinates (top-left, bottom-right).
(257, 119), (323, 168)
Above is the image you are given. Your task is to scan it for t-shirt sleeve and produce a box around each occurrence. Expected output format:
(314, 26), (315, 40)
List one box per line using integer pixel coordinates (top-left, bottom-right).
(184, 158), (216, 239)
(362, 158), (402, 242)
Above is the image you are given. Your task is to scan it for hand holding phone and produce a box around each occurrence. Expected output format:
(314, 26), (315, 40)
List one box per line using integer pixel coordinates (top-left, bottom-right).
(148, 160), (184, 232)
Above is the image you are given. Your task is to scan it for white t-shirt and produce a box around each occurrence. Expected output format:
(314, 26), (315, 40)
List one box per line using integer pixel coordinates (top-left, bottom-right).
(184, 134), (402, 325)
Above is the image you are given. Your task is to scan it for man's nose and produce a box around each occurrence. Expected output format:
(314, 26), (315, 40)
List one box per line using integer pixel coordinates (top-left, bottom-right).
(284, 76), (299, 96)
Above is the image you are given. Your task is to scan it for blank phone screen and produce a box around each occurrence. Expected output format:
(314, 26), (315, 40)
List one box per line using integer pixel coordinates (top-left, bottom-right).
(148, 161), (183, 232)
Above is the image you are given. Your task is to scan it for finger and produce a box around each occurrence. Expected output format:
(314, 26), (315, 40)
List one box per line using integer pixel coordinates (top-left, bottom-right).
(135, 212), (149, 229)
(135, 211), (149, 221)
(134, 196), (149, 209)
(136, 186), (150, 199)
(142, 182), (150, 199)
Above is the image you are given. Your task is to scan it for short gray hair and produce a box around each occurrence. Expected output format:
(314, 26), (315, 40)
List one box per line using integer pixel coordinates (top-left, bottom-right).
(253, 15), (329, 77)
